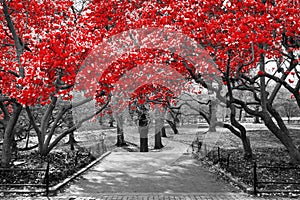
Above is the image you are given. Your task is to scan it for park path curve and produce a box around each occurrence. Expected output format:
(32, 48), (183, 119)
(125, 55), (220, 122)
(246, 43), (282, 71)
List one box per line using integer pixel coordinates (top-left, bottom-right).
(59, 139), (239, 196)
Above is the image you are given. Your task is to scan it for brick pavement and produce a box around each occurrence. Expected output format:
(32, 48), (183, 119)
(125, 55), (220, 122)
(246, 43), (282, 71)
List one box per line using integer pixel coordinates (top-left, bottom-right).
(1, 193), (296, 200)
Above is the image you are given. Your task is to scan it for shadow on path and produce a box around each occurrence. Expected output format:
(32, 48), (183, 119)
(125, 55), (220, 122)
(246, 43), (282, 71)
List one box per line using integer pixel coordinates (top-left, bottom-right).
(59, 139), (239, 196)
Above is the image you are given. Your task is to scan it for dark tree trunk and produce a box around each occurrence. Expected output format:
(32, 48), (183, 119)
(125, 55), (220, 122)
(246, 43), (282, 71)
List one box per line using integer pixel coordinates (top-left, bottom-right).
(166, 120), (178, 134)
(139, 114), (148, 152)
(140, 137), (148, 152)
(229, 104), (253, 160)
(241, 135), (252, 160)
(161, 126), (167, 137)
(66, 132), (76, 151)
(253, 106), (260, 123)
(264, 106), (300, 163)
(116, 133), (126, 147)
(109, 119), (114, 127)
(116, 114), (126, 147)
(154, 131), (163, 149)
(1, 104), (22, 167)
(154, 113), (164, 149)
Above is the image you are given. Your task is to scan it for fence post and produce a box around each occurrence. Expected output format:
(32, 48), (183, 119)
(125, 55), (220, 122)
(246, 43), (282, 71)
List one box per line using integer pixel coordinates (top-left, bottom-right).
(218, 147), (220, 163)
(191, 142), (194, 152)
(198, 141), (202, 153)
(226, 154), (230, 169)
(75, 151), (79, 166)
(253, 161), (257, 196)
(45, 161), (50, 196)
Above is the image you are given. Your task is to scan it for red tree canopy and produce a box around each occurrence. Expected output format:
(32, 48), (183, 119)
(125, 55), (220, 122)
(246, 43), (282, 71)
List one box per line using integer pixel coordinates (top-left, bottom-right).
(1, 0), (298, 107)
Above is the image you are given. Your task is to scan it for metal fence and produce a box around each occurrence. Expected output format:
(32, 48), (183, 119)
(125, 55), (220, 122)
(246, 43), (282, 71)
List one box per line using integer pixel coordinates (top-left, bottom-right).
(253, 161), (300, 195)
(0, 161), (50, 196)
(194, 144), (300, 195)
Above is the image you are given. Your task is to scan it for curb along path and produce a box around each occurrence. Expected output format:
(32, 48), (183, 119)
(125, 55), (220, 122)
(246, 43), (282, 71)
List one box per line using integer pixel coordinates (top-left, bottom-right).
(58, 139), (239, 196)
(2, 138), (294, 200)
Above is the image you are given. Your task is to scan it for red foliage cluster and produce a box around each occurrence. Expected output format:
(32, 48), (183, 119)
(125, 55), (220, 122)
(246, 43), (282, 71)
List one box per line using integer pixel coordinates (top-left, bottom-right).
(0, 0), (298, 107)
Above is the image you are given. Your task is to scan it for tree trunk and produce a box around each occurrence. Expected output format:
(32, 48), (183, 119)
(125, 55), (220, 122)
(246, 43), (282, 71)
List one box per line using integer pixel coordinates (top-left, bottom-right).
(139, 114), (148, 152)
(139, 126), (148, 152)
(154, 110), (164, 149)
(140, 137), (148, 152)
(229, 105), (253, 160)
(66, 132), (76, 151)
(208, 99), (217, 132)
(241, 135), (252, 160)
(115, 114), (126, 147)
(263, 106), (300, 163)
(263, 115), (300, 163)
(154, 130), (163, 149)
(161, 126), (167, 137)
(166, 120), (178, 134)
(1, 104), (22, 167)
(109, 115), (114, 127)
(253, 106), (260, 123)
(98, 116), (103, 125)
(238, 108), (243, 122)
(65, 109), (77, 151)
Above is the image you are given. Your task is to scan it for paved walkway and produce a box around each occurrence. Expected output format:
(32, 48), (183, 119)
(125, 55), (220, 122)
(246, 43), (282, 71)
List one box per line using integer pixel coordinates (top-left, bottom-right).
(2, 138), (297, 200)
(59, 140), (237, 195)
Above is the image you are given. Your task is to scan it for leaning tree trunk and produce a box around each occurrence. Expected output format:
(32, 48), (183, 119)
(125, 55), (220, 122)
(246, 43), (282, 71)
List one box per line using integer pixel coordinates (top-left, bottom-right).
(1, 104), (22, 167)
(258, 51), (300, 163)
(229, 105), (253, 160)
(154, 109), (164, 149)
(263, 107), (300, 163)
(241, 136), (252, 159)
(115, 114), (126, 147)
(166, 120), (178, 134)
(264, 116), (300, 163)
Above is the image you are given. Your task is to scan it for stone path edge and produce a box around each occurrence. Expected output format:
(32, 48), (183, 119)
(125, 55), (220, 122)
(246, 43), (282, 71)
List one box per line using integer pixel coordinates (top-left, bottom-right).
(49, 151), (112, 195)
(0, 151), (112, 195)
(198, 156), (253, 194)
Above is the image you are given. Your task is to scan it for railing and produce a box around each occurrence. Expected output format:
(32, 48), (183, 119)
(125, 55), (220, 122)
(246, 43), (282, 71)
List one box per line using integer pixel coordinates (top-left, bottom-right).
(193, 143), (300, 195)
(192, 144), (231, 168)
(253, 161), (300, 195)
(0, 161), (50, 196)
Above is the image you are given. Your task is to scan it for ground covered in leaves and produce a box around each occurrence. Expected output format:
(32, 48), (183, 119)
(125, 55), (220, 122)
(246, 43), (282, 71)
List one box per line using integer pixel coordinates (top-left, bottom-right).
(202, 147), (300, 196)
(0, 127), (118, 194)
(0, 148), (96, 188)
(185, 124), (300, 197)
